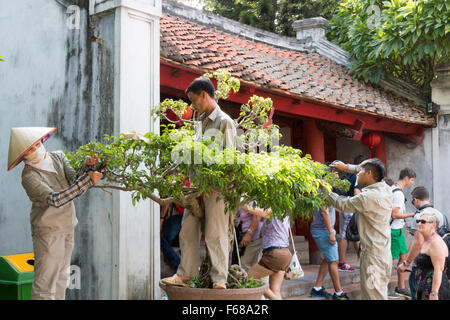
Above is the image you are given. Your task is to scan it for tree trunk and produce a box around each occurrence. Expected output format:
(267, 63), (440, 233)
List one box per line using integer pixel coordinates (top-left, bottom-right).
(193, 205), (238, 288)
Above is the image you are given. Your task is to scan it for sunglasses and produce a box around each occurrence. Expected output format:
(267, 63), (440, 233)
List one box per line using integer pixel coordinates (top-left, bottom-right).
(416, 219), (431, 224)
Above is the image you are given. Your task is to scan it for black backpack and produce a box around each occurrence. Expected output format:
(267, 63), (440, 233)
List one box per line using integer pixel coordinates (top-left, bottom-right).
(345, 213), (360, 242)
(436, 213), (450, 237)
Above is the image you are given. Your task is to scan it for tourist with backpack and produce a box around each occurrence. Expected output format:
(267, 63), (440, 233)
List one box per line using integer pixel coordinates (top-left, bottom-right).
(388, 168), (417, 298)
(397, 186), (448, 299)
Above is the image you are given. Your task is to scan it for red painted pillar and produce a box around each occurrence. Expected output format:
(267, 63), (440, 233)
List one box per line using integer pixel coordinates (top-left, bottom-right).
(304, 118), (325, 163)
(303, 118), (324, 265)
(371, 132), (387, 168)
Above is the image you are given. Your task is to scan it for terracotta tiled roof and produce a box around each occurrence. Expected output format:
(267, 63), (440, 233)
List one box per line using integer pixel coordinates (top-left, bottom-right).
(160, 14), (435, 126)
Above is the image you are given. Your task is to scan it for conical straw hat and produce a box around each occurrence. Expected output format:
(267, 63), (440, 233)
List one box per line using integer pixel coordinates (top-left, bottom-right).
(7, 127), (57, 171)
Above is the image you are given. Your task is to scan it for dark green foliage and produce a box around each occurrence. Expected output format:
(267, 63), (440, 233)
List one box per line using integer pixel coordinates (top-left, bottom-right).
(327, 0), (450, 98)
(203, 0), (340, 36)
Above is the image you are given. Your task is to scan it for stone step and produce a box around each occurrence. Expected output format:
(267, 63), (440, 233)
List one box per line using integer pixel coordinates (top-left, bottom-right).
(281, 247), (403, 300)
(286, 276), (411, 300)
(281, 266), (361, 298)
(289, 236), (360, 264)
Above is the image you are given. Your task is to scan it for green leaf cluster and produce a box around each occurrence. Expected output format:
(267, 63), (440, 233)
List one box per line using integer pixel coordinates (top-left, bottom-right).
(327, 0), (450, 97)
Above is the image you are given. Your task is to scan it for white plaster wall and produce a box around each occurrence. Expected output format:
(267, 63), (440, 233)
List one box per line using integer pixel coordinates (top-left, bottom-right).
(0, 0), (115, 299)
(437, 115), (450, 221)
(0, 0), (76, 254)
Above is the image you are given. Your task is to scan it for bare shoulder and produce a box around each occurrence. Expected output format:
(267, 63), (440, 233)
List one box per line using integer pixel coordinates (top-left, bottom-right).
(430, 237), (448, 257)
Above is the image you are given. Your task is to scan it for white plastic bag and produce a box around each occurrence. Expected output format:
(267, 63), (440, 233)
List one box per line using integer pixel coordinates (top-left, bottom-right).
(285, 228), (304, 280)
(285, 251), (304, 280)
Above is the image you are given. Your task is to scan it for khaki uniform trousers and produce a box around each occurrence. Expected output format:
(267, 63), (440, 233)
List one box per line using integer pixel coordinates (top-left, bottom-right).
(240, 238), (263, 272)
(31, 232), (74, 300)
(360, 252), (392, 300)
(177, 192), (230, 284)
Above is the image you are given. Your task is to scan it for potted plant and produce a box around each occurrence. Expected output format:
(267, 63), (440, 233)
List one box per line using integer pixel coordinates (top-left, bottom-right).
(66, 71), (348, 299)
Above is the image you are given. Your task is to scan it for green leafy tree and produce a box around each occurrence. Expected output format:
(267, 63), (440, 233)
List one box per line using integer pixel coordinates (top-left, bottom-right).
(203, 0), (277, 33)
(203, 0), (340, 36)
(66, 70), (349, 288)
(327, 0), (450, 98)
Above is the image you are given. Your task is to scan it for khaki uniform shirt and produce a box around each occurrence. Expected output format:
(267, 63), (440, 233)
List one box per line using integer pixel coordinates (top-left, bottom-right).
(198, 104), (237, 148)
(325, 164), (393, 258)
(22, 152), (79, 235)
(324, 165), (394, 299)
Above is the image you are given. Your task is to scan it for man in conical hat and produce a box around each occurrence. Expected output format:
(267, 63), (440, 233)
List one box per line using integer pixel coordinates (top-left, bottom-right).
(8, 127), (102, 300)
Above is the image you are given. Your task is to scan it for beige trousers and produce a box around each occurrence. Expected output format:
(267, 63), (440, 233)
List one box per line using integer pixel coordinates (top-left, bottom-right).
(240, 238), (263, 272)
(31, 232), (74, 300)
(177, 192), (230, 284)
(360, 252), (392, 300)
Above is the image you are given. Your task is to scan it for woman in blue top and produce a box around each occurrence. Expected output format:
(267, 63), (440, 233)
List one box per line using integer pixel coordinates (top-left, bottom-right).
(241, 204), (292, 300)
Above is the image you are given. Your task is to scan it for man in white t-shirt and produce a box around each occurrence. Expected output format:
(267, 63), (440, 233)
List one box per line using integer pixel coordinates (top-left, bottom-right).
(389, 168), (416, 298)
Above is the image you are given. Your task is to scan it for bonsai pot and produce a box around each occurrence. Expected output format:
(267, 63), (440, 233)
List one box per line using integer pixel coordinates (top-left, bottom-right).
(159, 281), (268, 300)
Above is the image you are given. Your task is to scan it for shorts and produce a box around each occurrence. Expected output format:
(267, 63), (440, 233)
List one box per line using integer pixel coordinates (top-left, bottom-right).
(390, 228), (408, 259)
(258, 248), (292, 272)
(340, 212), (353, 240)
(311, 228), (339, 262)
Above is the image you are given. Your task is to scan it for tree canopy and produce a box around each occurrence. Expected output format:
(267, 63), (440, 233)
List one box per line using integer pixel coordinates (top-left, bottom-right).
(327, 0), (450, 98)
(202, 0), (340, 37)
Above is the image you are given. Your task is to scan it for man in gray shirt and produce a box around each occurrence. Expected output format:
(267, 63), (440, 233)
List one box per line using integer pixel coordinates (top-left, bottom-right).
(327, 158), (393, 300)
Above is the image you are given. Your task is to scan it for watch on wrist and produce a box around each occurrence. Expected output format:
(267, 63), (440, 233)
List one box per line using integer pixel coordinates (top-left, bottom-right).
(430, 290), (437, 296)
